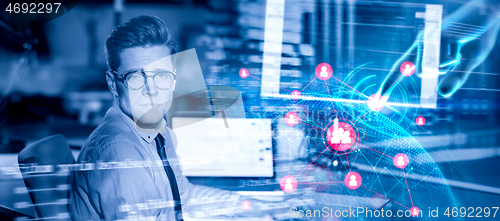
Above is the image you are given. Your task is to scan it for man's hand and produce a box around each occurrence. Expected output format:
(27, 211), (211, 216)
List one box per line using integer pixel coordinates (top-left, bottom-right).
(378, 0), (500, 100)
(232, 193), (315, 220)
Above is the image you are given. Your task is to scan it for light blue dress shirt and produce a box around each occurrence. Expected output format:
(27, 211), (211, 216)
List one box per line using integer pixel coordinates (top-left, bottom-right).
(70, 106), (241, 220)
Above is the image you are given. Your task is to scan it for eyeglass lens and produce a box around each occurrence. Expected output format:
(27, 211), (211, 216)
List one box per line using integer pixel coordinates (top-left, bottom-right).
(126, 71), (174, 90)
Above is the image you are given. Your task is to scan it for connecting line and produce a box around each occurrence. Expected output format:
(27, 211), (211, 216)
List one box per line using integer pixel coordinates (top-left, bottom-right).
(345, 155), (351, 171)
(301, 77), (317, 92)
(329, 75), (369, 99)
(402, 168), (414, 207)
(381, 73), (404, 98)
(378, 40), (419, 95)
(298, 181), (343, 185)
(289, 129), (292, 175)
(248, 75), (292, 93)
(361, 185), (411, 210)
(295, 148), (328, 178)
(299, 121), (325, 131)
(324, 81), (338, 118)
(358, 144), (394, 159)
(352, 111), (370, 124)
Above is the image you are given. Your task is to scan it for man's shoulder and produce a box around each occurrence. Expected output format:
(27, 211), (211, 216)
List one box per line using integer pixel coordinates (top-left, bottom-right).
(78, 108), (142, 163)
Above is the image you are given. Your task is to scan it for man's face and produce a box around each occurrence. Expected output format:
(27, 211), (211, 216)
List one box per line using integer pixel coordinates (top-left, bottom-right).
(112, 45), (175, 126)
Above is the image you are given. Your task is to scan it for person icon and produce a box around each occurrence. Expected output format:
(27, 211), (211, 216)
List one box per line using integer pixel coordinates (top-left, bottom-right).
(331, 128), (340, 144)
(341, 130), (351, 144)
(400, 61), (415, 76)
(241, 200), (251, 210)
(344, 172), (361, 189)
(397, 156), (405, 166)
(280, 175), (297, 192)
(329, 121), (356, 152)
(393, 153), (409, 168)
(320, 66), (328, 77)
(403, 64), (411, 76)
(413, 208), (419, 216)
(418, 117), (424, 125)
(288, 115), (296, 124)
(285, 112), (299, 127)
(331, 128), (344, 144)
(291, 90), (301, 100)
(316, 63), (332, 80)
(239, 68), (249, 78)
(349, 175), (357, 187)
(285, 178), (293, 190)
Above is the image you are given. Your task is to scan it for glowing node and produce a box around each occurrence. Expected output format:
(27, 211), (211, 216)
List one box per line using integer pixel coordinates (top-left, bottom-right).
(367, 93), (386, 111)
(400, 61), (415, 76)
(327, 120), (356, 152)
(333, 160), (338, 167)
(241, 200), (251, 210)
(291, 90), (301, 100)
(284, 111), (299, 127)
(393, 153), (409, 169)
(344, 172), (362, 189)
(410, 207), (420, 217)
(280, 175), (297, 193)
(239, 68), (249, 78)
(315, 63), (333, 80)
(416, 116), (426, 126)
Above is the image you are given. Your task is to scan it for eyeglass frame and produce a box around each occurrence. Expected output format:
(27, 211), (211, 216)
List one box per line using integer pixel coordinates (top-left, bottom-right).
(108, 68), (177, 90)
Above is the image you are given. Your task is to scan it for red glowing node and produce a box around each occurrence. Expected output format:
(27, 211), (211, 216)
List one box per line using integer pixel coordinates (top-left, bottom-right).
(393, 153), (409, 169)
(367, 93), (386, 111)
(315, 63), (333, 80)
(416, 116), (426, 126)
(344, 172), (362, 189)
(327, 121), (356, 152)
(410, 207), (420, 217)
(280, 175), (297, 193)
(239, 68), (249, 78)
(241, 200), (251, 210)
(400, 61), (415, 76)
(284, 111), (299, 127)
(291, 90), (301, 100)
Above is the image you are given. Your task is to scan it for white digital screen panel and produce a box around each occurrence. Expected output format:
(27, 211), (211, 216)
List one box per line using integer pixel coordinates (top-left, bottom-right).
(172, 117), (273, 177)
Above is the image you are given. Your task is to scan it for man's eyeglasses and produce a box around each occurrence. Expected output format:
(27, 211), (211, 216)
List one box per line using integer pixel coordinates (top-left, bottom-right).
(109, 69), (177, 90)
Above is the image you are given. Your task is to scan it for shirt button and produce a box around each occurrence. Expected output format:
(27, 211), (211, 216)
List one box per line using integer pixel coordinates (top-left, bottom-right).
(148, 136), (150, 139)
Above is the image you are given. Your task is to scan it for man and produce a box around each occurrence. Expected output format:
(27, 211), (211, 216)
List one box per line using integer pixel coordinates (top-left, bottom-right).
(70, 16), (245, 220)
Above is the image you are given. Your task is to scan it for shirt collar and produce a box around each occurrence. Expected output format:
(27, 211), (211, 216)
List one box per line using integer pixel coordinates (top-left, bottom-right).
(111, 105), (168, 144)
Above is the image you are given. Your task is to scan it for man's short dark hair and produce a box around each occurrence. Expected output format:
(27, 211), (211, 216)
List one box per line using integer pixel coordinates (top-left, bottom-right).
(105, 15), (178, 72)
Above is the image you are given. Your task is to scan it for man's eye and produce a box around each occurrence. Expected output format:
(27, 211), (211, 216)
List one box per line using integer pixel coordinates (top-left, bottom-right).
(130, 74), (142, 79)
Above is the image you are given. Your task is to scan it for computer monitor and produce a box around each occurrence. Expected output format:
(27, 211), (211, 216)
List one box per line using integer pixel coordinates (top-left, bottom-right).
(172, 117), (274, 177)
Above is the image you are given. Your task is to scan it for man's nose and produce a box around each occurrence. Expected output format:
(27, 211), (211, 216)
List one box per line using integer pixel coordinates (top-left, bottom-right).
(143, 77), (158, 97)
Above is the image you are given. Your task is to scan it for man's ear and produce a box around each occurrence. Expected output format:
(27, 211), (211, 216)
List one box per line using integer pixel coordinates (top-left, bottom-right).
(106, 71), (119, 97)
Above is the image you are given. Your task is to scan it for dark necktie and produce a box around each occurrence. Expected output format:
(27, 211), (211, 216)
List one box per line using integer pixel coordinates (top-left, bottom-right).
(155, 134), (183, 221)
